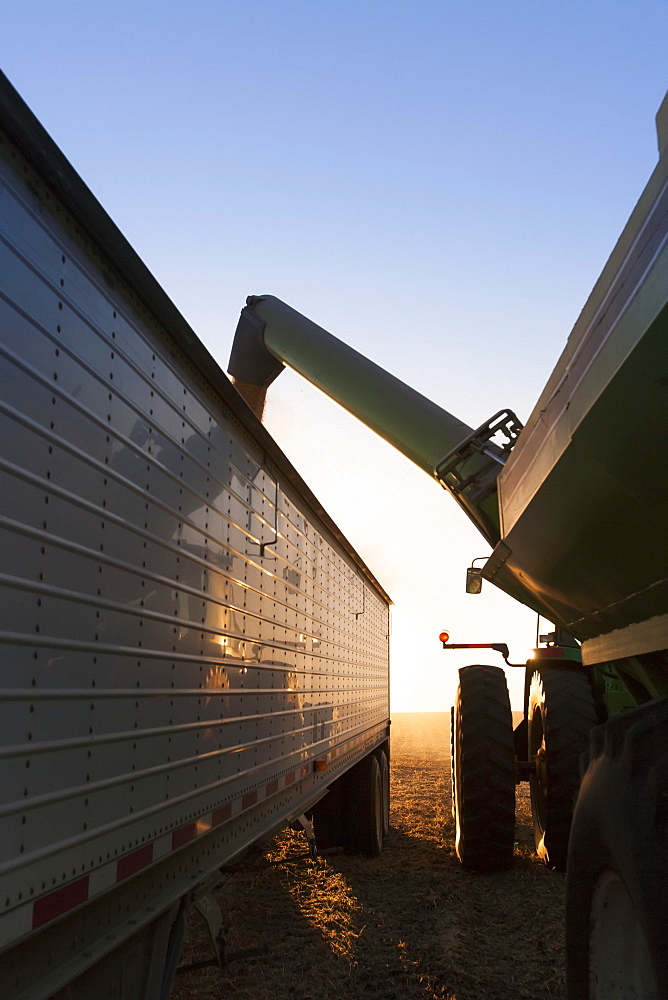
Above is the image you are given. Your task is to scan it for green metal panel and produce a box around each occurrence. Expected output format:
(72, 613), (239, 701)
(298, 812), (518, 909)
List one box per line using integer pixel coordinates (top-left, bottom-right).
(487, 297), (668, 641)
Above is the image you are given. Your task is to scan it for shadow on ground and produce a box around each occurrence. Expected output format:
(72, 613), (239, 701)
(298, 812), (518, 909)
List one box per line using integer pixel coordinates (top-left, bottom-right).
(171, 714), (565, 1000)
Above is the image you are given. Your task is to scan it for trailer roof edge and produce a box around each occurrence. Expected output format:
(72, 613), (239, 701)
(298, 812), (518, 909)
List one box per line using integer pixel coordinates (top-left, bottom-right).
(0, 71), (392, 605)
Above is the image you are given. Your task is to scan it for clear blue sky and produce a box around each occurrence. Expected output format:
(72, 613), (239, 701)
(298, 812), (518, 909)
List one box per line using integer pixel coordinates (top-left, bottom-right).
(3, 1), (666, 708)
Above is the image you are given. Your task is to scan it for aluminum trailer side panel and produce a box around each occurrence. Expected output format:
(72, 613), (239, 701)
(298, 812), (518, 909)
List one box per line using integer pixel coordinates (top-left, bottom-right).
(0, 76), (390, 994)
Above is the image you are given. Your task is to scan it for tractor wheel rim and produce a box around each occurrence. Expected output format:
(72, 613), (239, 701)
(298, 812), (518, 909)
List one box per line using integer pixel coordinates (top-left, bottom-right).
(589, 870), (657, 999)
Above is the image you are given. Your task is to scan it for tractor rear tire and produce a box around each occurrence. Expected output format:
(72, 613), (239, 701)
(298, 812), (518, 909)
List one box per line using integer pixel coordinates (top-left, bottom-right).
(528, 668), (597, 871)
(452, 664), (515, 871)
(566, 699), (668, 999)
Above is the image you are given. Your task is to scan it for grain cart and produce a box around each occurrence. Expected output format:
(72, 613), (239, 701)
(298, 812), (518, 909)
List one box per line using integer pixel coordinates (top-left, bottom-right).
(0, 73), (391, 1000)
(228, 95), (668, 998)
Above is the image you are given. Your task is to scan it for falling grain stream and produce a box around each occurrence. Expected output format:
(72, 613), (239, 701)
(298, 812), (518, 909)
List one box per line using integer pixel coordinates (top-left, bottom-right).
(170, 713), (566, 1000)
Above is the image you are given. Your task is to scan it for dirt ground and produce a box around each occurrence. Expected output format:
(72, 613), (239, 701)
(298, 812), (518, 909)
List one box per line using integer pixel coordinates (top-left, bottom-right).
(169, 713), (565, 1000)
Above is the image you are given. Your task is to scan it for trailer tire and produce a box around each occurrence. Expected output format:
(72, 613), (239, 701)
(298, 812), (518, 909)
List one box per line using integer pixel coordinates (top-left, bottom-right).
(349, 752), (384, 857)
(450, 705), (457, 821)
(528, 668), (597, 871)
(566, 699), (668, 1000)
(311, 778), (345, 850)
(452, 664), (515, 871)
(377, 746), (390, 839)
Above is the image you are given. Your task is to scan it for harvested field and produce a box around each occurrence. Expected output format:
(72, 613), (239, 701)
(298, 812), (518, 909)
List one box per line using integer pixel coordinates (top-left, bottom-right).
(170, 713), (565, 1000)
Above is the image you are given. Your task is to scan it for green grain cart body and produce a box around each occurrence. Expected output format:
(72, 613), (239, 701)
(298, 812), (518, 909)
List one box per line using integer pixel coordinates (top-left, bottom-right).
(490, 107), (667, 665)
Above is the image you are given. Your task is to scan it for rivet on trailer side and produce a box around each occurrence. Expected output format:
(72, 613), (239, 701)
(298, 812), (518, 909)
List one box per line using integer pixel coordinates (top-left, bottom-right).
(0, 73), (390, 1000)
(227, 93), (668, 998)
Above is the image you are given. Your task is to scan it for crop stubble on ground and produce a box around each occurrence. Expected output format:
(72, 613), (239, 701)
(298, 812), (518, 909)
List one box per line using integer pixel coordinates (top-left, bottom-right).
(170, 713), (565, 1000)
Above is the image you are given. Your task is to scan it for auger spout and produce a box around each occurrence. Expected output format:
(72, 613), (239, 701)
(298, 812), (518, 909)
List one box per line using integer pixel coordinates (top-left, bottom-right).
(228, 295), (522, 546)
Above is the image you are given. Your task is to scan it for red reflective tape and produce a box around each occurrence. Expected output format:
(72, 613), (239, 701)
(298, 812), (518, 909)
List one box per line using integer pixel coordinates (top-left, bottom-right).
(285, 770), (296, 786)
(32, 876), (89, 929)
(172, 822), (198, 850)
(242, 791), (258, 810)
(212, 803), (232, 826)
(265, 780), (279, 796)
(116, 843), (154, 882)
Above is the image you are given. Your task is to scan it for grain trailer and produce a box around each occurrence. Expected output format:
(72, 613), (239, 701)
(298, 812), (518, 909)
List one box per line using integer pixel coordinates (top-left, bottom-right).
(0, 73), (390, 1000)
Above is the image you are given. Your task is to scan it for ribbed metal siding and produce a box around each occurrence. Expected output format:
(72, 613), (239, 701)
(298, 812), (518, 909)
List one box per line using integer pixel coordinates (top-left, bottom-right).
(0, 131), (389, 933)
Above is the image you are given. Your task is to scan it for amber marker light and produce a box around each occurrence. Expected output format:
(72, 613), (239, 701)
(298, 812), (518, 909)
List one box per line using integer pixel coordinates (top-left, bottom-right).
(439, 631), (450, 644)
(313, 759), (327, 772)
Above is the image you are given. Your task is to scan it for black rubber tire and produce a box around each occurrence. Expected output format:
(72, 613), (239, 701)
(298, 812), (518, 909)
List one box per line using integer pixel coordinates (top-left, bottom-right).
(377, 746), (390, 839)
(348, 752), (384, 856)
(566, 698), (668, 1000)
(313, 751), (385, 856)
(528, 668), (597, 871)
(311, 775), (346, 850)
(450, 705), (456, 821)
(452, 664), (515, 871)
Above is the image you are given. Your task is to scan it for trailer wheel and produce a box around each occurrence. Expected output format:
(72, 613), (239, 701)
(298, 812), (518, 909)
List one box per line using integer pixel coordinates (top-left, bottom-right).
(377, 746), (390, 839)
(349, 752), (384, 856)
(566, 699), (668, 999)
(450, 705), (457, 821)
(312, 749), (386, 856)
(528, 668), (596, 870)
(452, 664), (515, 871)
(311, 778), (345, 850)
